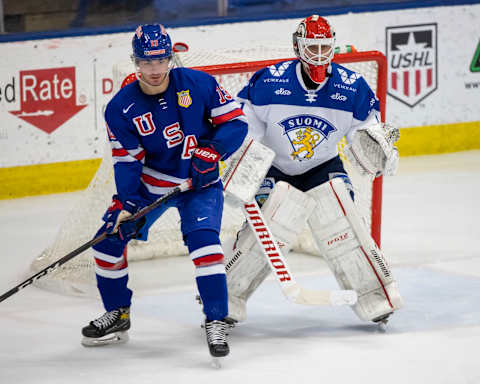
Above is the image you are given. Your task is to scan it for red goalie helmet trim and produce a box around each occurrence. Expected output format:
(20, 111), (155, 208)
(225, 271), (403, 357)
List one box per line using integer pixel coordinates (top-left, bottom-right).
(297, 15), (335, 39)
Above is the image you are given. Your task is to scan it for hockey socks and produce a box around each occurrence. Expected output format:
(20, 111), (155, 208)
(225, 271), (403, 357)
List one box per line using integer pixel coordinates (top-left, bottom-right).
(186, 230), (228, 321)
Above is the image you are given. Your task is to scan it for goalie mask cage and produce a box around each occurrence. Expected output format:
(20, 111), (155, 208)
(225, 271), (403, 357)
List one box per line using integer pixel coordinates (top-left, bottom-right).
(30, 50), (387, 296)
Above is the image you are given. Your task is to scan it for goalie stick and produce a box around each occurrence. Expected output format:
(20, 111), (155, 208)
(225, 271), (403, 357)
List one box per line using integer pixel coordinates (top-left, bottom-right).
(241, 200), (358, 306)
(0, 181), (192, 303)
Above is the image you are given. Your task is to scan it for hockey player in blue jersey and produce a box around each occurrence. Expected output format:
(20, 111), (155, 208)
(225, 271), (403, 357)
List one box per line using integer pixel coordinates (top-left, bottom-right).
(81, 24), (248, 358)
(226, 15), (403, 325)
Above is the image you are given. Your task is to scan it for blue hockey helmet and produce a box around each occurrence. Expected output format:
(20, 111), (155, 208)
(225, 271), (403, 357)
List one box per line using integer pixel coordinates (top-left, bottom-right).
(132, 24), (172, 61)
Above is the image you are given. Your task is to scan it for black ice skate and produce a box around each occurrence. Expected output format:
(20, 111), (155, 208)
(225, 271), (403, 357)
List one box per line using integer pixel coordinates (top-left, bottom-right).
(81, 307), (130, 347)
(204, 319), (230, 362)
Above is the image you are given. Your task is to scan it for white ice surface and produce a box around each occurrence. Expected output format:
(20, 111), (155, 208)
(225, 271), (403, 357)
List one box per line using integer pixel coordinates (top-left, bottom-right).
(1, 151), (480, 384)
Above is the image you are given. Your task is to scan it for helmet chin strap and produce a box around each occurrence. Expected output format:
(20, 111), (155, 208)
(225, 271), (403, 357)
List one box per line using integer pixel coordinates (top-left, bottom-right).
(135, 70), (170, 94)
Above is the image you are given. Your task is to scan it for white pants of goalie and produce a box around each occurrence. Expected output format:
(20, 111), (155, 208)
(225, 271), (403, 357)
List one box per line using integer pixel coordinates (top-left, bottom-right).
(226, 178), (403, 322)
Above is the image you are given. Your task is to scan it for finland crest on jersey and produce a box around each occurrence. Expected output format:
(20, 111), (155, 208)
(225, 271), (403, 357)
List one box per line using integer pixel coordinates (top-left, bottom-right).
(278, 115), (337, 161)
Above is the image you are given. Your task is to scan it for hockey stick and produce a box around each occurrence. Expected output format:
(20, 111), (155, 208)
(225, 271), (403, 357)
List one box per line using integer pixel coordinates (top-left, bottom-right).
(241, 200), (358, 306)
(0, 180), (192, 303)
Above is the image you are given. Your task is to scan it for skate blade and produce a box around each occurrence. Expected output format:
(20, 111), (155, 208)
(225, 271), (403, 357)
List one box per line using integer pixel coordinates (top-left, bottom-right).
(373, 312), (392, 332)
(81, 331), (129, 347)
(376, 318), (390, 332)
(211, 356), (225, 369)
(377, 321), (388, 332)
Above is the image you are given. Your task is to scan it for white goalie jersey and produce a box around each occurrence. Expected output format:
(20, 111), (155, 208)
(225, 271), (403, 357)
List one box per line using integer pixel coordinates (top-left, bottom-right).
(227, 58), (402, 324)
(236, 59), (381, 176)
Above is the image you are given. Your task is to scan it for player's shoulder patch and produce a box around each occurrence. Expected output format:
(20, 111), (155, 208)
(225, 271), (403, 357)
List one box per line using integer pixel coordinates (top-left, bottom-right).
(245, 60), (297, 105)
(330, 62), (364, 93)
(171, 67), (218, 102)
(254, 59), (296, 86)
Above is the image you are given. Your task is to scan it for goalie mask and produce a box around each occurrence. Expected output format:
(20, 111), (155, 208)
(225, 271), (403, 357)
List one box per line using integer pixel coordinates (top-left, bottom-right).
(293, 15), (336, 83)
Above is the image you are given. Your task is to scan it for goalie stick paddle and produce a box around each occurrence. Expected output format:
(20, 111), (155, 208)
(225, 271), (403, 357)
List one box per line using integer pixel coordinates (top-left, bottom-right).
(0, 180), (192, 304)
(241, 200), (358, 306)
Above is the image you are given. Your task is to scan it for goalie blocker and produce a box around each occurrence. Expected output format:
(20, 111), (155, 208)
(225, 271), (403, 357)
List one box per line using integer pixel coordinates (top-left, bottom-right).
(226, 177), (402, 323)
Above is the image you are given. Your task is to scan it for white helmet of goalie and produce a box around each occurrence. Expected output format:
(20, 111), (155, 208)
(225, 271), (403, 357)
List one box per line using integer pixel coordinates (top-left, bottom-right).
(293, 15), (336, 83)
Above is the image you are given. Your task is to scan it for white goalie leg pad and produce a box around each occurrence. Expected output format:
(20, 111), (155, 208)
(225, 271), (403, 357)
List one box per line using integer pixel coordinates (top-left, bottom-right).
(307, 177), (403, 322)
(226, 181), (317, 321)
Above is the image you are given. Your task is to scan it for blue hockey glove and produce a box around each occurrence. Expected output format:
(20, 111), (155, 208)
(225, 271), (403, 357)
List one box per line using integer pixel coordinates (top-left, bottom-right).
(103, 196), (143, 240)
(191, 142), (224, 189)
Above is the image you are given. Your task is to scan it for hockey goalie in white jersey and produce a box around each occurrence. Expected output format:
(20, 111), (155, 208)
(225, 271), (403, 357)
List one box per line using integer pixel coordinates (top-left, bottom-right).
(225, 15), (403, 325)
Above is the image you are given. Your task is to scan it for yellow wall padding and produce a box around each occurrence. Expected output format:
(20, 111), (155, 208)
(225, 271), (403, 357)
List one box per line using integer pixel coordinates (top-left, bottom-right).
(1, 120), (479, 199)
(0, 159), (101, 199)
(397, 121), (480, 156)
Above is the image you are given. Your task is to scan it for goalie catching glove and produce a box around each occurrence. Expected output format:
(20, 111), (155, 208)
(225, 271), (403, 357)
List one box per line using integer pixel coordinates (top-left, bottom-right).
(345, 122), (400, 177)
(190, 141), (224, 189)
(103, 196), (144, 240)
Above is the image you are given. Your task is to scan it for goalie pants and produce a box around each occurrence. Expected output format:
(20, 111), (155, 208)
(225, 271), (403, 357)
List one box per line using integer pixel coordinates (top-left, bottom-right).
(92, 182), (228, 321)
(256, 155), (353, 205)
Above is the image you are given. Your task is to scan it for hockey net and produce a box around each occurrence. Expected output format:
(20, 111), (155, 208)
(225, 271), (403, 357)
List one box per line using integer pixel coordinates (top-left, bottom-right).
(30, 49), (387, 296)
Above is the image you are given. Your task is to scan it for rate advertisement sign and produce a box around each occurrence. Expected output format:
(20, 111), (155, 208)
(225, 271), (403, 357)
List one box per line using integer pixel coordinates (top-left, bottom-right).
(9, 67), (87, 134)
(0, 46), (122, 166)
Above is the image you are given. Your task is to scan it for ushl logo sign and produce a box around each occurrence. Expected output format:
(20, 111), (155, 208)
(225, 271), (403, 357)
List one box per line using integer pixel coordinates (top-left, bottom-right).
(386, 24), (437, 107)
(9, 67), (87, 134)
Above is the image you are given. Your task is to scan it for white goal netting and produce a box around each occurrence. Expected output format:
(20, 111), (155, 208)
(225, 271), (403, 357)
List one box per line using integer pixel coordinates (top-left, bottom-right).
(30, 47), (386, 296)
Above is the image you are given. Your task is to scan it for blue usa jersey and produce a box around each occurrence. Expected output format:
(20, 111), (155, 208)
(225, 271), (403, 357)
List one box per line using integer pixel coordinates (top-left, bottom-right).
(237, 60), (380, 176)
(105, 67), (248, 204)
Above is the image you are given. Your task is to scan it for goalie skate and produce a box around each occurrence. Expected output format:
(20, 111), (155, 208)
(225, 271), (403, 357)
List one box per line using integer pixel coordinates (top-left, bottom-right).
(81, 307), (131, 347)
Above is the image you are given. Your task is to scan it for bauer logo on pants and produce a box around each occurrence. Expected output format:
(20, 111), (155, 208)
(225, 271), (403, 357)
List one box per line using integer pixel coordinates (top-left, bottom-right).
(386, 23), (437, 107)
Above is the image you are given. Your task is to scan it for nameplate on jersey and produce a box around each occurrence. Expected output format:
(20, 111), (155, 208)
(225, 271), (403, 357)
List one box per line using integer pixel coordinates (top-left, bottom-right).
(177, 90), (192, 108)
(278, 115), (337, 161)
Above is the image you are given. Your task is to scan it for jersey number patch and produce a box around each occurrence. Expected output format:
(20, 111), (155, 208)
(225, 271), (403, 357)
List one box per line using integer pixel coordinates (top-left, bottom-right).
(216, 85), (233, 104)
